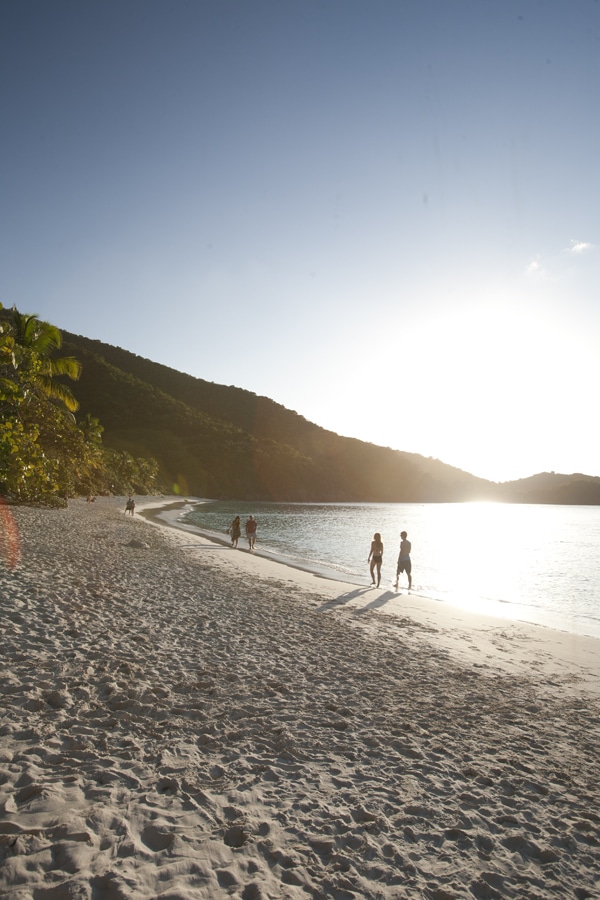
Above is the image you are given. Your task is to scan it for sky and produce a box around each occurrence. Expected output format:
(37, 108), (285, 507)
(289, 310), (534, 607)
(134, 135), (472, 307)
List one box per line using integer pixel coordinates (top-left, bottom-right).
(2, 0), (599, 483)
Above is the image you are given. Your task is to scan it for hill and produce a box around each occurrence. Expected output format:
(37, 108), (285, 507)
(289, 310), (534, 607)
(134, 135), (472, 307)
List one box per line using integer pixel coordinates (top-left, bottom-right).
(500, 472), (600, 505)
(4, 305), (598, 503)
(61, 332), (499, 502)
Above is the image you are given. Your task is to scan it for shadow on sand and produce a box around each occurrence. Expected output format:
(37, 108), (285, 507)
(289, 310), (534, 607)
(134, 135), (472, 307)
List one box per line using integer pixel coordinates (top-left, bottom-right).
(176, 542), (232, 551)
(319, 587), (405, 613)
(318, 588), (371, 611)
(353, 590), (400, 612)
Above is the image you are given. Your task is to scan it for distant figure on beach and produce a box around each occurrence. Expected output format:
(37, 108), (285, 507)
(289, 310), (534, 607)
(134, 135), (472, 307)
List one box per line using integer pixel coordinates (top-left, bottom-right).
(368, 532), (384, 587)
(228, 515), (241, 548)
(394, 530), (412, 590)
(245, 515), (257, 551)
(125, 497), (135, 516)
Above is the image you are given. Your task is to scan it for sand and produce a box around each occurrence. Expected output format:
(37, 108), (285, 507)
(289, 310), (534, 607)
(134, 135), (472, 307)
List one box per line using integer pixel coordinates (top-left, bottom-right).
(1, 497), (599, 899)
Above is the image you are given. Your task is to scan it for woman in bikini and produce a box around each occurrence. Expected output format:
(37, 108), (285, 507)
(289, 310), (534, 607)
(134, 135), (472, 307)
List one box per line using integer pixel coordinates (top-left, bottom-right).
(367, 532), (384, 588)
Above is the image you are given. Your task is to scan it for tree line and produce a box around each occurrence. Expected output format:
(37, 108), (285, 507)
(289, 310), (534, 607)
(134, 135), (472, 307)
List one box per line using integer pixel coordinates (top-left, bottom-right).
(0, 306), (160, 506)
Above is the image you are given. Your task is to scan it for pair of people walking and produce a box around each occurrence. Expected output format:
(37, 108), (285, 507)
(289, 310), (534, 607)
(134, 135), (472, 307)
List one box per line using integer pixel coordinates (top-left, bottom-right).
(228, 515), (257, 550)
(367, 530), (412, 590)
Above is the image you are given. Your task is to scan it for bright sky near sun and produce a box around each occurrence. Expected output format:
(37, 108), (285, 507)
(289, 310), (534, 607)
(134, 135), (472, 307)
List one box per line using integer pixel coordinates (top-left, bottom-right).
(2, 0), (599, 482)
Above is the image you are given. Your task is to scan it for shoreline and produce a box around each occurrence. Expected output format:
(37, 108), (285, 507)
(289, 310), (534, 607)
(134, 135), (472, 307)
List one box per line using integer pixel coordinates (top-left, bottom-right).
(138, 497), (600, 695)
(138, 498), (367, 585)
(142, 497), (600, 643)
(1, 495), (599, 898)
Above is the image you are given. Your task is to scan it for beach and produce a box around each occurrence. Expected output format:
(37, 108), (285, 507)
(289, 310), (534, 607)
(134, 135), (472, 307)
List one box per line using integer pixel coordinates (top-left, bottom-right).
(1, 498), (599, 899)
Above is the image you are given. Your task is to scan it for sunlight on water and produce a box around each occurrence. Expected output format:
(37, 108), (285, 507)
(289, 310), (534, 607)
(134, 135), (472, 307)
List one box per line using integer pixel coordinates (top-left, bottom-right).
(183, 500), (600, 638)
(418, 502), (548, 607)
(417, 502), (600, 632)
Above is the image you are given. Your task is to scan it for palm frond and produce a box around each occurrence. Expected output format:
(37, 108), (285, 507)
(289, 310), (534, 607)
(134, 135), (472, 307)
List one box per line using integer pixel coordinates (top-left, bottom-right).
(47, 356), (82, 381)
(36, 375), (80, 412)
(10, 308), (63, 354)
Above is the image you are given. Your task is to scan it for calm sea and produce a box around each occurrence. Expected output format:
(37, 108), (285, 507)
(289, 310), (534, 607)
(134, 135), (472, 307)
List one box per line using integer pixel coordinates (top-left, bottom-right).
(180, 500), (600, 639)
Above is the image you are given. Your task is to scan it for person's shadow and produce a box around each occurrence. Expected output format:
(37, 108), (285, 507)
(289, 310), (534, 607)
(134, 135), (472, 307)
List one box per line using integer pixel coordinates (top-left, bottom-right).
(318, 587), (371, 611)
(353, 590), (397, 612)
(319, 587), (399, 612)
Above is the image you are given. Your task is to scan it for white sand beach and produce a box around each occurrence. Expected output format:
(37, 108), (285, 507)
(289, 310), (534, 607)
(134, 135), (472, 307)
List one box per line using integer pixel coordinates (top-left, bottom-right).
(1, 497), (599, 899)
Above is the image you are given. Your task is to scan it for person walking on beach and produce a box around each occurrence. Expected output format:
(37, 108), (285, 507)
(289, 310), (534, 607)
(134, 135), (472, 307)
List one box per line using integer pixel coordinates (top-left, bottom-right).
(394, 530), (412, 590)
(245, 515), (257, 551)
(228, 515), (241, 548)
(125, 497), (135, 516)
(368, 532), (384, 588)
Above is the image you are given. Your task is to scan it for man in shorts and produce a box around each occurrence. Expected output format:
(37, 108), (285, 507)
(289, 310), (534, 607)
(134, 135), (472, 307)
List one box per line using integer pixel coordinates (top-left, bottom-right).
(394, 530), (412, 590)
(245, 515), (257, 551)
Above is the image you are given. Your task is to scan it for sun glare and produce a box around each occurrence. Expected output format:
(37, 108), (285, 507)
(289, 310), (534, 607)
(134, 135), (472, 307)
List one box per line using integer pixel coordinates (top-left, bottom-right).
(419, 501), (541, 613)
(380, 300), (570, 482)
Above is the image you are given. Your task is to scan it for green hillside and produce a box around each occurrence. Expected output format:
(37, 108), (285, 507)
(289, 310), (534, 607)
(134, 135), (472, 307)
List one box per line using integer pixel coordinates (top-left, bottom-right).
(61, 332), (498, 502)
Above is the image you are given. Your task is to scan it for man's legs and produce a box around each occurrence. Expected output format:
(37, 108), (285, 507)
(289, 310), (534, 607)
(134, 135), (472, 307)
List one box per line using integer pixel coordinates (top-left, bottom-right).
(395, 561), (412, 589)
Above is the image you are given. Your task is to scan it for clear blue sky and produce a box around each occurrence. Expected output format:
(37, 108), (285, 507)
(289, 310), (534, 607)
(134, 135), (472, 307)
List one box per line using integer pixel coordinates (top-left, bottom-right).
(2, 0), (599, 482)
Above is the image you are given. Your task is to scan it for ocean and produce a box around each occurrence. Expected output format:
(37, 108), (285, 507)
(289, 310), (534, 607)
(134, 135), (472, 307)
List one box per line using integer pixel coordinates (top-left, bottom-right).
(180, 500), (600, 639)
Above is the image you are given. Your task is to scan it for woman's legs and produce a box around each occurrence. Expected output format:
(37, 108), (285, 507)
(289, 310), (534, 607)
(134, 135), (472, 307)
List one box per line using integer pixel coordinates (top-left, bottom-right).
(369, 559), (376, 585)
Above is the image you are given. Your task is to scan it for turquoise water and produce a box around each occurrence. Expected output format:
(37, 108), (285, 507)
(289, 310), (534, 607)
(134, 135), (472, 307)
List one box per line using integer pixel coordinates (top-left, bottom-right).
(181, 500), (600, 639)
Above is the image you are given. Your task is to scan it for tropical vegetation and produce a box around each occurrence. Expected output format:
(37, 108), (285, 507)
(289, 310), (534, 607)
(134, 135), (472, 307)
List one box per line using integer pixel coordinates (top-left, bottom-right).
(0, 305), (160, 505)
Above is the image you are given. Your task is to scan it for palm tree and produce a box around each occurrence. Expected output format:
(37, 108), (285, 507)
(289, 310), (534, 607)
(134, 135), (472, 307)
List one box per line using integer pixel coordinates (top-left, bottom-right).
(9, 308), (82, 412)
(78, 413), (104, 444)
